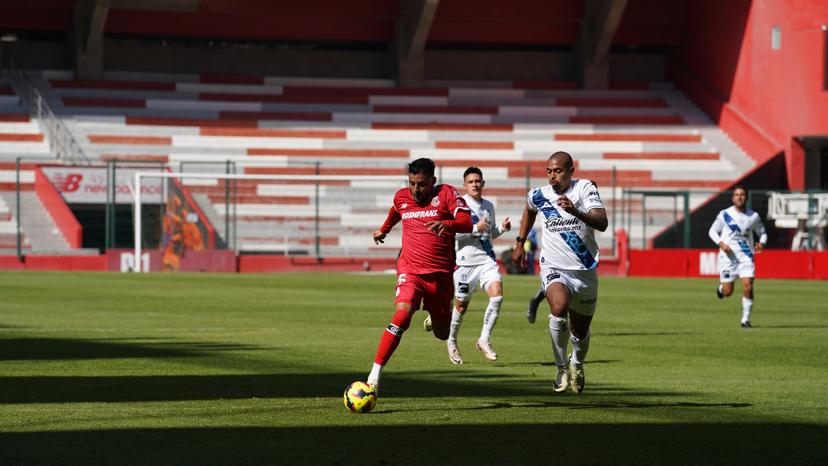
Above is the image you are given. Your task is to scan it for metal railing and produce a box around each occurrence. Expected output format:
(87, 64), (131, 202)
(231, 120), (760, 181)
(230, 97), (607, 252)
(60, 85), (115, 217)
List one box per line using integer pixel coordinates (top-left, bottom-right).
(2, 51), (91, 166)
(621, 189), (691, 249)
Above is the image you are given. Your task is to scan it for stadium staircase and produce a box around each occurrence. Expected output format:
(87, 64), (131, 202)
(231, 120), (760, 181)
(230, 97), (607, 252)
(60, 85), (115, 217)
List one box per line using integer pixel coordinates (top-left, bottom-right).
(0, 80), (72, 253)
(21, 70), (755, 257)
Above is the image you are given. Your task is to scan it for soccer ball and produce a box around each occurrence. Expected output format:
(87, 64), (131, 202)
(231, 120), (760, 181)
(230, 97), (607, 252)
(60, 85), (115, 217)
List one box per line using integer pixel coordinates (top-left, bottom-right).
(343, 381), (377, 414)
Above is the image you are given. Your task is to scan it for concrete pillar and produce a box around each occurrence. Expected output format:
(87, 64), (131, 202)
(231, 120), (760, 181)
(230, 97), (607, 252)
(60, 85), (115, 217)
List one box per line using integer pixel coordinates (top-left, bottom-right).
(73, 0), (110, 80)
(395, 0), (439, 87)
(580, 0), (627, 89)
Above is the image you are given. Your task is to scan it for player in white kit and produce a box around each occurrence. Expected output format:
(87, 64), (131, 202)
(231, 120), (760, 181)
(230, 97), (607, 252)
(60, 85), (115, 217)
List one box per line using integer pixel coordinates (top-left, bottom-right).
(708, 185), (767, 328)
(512, 152), (607, 394)
(424, 167), (511, 364)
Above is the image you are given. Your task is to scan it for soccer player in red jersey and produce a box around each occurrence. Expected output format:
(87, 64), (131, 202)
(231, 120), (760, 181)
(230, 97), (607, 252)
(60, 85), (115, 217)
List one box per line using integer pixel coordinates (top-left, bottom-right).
(366, 158), (473, 393)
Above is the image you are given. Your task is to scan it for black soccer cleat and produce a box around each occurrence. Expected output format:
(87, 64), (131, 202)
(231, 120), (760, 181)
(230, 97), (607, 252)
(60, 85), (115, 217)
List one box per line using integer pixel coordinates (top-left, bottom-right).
(741, 321), (752, 329)
(526, 301), (538, 324)
(716, 286), (723, 299)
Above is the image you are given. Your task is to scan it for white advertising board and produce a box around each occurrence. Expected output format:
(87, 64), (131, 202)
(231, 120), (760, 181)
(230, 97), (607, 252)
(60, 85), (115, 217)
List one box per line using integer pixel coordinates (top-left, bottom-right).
(42, 167), (163, 204)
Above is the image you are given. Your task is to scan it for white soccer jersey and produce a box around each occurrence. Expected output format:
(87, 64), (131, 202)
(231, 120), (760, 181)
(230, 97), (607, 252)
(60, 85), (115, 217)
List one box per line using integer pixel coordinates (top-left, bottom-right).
(526, 179), (604, 271)
(456, 194), (505, 266)
(708, 206), (767, 263)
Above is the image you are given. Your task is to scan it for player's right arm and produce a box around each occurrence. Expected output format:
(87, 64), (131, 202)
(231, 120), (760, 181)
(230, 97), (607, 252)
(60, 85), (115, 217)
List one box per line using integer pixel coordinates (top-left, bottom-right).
(511, 205), (538, 272)
(455, 214), (487, 240)
(708, 213), (732, 253)
(374, 206), (401, 244)
(471, 216), (490, 237)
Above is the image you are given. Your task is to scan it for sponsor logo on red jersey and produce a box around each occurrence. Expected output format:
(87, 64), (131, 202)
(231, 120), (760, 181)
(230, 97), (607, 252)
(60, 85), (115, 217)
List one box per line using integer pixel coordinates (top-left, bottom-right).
(401, 209), (438, 219)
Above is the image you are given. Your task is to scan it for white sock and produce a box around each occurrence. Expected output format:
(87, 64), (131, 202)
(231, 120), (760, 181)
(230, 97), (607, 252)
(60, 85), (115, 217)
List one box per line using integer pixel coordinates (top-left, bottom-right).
(548, 314), (570, 367)
(448, 308), (463, 343)
(367, 363), (382, 386)
(479, 296), (502, 342)
(741, 297), (753, 323)
(570, 331), (590, 365)
(718, 284), (724, 295)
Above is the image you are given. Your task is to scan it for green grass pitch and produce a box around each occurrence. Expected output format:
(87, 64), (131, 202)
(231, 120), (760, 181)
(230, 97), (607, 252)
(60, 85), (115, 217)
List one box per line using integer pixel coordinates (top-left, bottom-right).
(0, 271), (826, 465)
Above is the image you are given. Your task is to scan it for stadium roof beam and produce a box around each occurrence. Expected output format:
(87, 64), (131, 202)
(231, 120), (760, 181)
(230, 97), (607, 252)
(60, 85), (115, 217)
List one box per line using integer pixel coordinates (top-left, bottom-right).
(396, 0), (440, 87)
(73, 0), (110, 80)
(581, 0), (628, 89)
(72, 0), (201, 79)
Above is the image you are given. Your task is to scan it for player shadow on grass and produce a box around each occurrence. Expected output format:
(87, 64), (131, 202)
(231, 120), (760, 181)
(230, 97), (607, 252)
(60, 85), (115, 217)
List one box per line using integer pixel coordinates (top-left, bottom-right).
(0, 371), (570, 404)
(0, 366), (694, 404)
(750, 324), (828, 329)
(374, 399), (752, 414)
(0, 336), (258, 361)
(596, 331), (695, 337)
(504, 359), (619, 367)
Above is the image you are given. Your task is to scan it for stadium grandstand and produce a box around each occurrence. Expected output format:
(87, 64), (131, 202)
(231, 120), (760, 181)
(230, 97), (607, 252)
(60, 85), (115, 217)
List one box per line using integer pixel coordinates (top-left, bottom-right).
(0, 0), (826, 277)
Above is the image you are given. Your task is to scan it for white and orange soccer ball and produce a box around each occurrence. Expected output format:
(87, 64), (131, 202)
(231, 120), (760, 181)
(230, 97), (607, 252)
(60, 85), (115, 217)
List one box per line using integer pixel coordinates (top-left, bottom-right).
(343, 381), (377, 414)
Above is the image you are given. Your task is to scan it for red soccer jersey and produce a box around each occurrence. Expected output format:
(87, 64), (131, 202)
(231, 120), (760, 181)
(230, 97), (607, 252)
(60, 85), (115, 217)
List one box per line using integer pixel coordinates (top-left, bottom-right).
(381, 184), (470, 274)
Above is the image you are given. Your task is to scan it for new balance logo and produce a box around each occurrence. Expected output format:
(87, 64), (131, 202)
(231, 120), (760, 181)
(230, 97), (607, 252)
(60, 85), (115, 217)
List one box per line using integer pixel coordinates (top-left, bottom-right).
(59, 174), (83, 192)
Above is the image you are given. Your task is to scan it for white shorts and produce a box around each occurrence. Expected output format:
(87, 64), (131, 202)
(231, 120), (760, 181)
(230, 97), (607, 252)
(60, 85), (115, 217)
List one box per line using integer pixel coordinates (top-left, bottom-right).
(453, 262), (502, 301)
(540, 265), (598, 316)
(719, 253), (755, 282)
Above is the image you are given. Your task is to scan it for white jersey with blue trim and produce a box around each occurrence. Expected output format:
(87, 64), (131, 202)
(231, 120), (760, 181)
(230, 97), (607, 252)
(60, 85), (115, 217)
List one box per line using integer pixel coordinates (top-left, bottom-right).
(708, 206), (767, 262)
(456, 194), (504, 266)
(527, 179), (604, 271)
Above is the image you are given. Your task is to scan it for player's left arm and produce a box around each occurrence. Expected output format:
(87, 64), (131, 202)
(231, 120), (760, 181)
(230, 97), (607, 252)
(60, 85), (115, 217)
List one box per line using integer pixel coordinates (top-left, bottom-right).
(489, 205), (511, 240)
(556, 182), (608, 232)
(563, 204), (608, 232)
(427, 210), (472, 236)
(425, 187), (472, 236)
(754, 215), (768, 253)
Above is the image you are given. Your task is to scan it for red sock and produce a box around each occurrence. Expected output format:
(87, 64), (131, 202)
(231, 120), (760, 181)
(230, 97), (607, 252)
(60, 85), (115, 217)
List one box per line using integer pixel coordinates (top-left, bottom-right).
(373, 309), (412, 365)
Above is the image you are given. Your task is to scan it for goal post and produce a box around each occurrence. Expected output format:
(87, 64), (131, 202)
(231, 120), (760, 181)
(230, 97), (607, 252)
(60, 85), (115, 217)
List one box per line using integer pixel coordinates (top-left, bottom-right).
(130, 171), (408, 272)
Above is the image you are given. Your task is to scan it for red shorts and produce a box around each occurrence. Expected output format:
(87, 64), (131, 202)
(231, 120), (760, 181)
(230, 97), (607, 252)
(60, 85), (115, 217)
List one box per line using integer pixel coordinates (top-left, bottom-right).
(395, 272), (454, 325)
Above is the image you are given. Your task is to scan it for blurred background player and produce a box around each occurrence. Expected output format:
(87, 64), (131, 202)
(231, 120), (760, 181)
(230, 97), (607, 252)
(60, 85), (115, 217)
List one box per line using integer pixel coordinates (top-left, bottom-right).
(525, 227), (539, 275)
(526, 285), (545, 324)
(367, 158), (472, 393)
(512, 151), (607, 394)
(708, 185), (767, 328)
(525, 227), (545, 323)
(428, 166), (511, 364)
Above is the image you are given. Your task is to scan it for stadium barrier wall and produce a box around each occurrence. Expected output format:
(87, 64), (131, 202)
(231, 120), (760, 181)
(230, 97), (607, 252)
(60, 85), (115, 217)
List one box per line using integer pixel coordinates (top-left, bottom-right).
(34, 166), (83, 248)
(0, 255), (106, 270)
(105, 249), (236, 272)
(2, 245), (826, 279)
(629, 249), (828, 280)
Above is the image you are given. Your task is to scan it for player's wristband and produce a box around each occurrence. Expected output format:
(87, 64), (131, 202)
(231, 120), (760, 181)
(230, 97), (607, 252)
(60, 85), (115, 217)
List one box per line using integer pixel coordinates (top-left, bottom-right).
(515, 236), (525, 244)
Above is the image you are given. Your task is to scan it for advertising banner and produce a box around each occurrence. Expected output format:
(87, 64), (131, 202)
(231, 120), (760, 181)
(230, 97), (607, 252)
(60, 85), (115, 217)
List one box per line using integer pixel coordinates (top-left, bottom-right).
(629, 249), (828, 279)
(41, 167), (163, 204)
